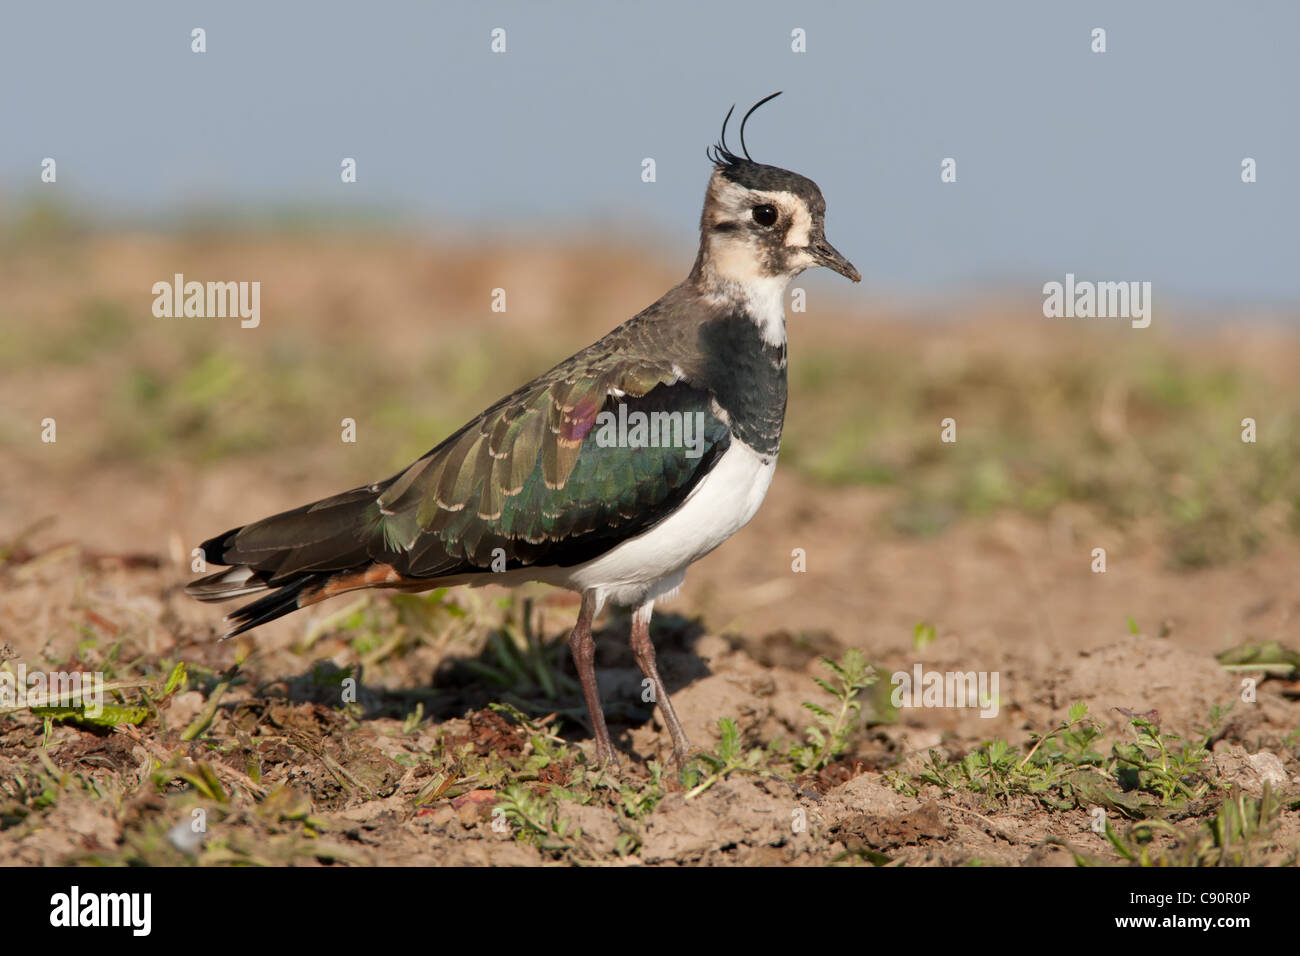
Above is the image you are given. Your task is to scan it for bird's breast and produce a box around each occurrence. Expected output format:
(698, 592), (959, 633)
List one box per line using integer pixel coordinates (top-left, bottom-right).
(561, 437), (778, 600)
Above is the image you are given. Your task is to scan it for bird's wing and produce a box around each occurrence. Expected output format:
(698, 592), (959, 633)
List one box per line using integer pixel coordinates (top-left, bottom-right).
(374, 357), (731, 575)
(195, 355), (731, 596)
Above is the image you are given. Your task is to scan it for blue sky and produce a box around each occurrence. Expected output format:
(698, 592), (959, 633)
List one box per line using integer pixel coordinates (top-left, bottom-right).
(3, 1), (1297, 306)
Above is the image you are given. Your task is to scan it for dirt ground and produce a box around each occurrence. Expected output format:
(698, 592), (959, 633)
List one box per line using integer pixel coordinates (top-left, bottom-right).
(2, 476), (1298, 866)
(1, 230), (1297, 866)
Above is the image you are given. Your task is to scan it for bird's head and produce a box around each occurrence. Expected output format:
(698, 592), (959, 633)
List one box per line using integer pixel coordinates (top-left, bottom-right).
(694, 93), (860, 290)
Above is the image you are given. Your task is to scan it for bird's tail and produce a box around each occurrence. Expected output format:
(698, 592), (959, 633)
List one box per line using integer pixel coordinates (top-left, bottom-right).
(184, 483), (401, 638)
(185, 566), (326, 638)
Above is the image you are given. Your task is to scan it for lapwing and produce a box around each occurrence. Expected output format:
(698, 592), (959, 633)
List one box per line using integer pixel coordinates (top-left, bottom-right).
(187, 93), (860, 767)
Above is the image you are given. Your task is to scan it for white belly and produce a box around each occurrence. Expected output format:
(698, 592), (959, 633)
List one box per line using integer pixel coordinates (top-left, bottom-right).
(560, 439), (777, 607)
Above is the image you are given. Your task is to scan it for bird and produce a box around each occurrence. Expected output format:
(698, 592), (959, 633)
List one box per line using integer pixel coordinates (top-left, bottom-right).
(186, 92), (859, 768)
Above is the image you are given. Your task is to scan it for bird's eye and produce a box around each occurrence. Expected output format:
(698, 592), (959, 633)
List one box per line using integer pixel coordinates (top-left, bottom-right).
(751, 204), (778, 227)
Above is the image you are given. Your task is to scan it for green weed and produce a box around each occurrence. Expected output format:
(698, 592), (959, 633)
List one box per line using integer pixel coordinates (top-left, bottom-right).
(788, 649), (877, 773)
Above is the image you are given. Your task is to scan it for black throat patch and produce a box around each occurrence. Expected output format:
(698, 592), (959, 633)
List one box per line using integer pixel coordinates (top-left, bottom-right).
(695, 312), (787, 457)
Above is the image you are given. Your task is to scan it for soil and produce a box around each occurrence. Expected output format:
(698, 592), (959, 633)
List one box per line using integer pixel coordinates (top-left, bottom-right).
(2, 472), (1297, 866)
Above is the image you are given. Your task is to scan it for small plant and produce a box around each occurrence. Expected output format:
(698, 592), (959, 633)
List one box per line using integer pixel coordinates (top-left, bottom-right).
(789, 649), (877, 773)
(401, 701), (425, 735)
(1070, 783), (1283, 867)
(1022, 701), (1107, 769)
(683, 718), (768, 799)
(615, 761), (666, 820)
(2, 656), (189, 733)
(912, 622), (937, 651)
(913, 703), (1118, 810)
(1111, 713), (1210, 804)
(904, 702), (1222, 824)
(1215, 640), (1300, 679)
(494, 783), (583, 856)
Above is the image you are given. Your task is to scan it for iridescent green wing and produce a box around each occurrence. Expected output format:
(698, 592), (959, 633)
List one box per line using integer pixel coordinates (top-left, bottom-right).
(372, 359), (730, 576)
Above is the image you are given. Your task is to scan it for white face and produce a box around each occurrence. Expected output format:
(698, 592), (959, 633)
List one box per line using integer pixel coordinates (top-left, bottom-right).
(699, 174), (820, 285)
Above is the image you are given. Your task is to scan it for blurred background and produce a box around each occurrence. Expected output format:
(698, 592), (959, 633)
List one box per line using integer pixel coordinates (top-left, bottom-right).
(1, 1), (1298, 654)
(3, 0), (1299, 303)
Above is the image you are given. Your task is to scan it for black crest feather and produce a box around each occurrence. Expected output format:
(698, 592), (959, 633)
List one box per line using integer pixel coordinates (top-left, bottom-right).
(707, 91), (782, 168)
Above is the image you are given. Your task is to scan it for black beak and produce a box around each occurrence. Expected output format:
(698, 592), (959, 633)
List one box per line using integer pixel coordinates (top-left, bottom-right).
(809, 236), (861, 283)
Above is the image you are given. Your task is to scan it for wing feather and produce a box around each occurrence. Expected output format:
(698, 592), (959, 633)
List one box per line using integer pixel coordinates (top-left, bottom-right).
(379, 359), (727, 577)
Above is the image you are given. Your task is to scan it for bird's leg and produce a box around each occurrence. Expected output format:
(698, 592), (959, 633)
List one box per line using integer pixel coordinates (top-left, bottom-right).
(628, 600), (691, 766)
(568, 589), (617, 768)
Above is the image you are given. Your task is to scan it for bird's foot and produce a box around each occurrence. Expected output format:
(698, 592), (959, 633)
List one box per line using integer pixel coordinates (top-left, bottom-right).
(663, 745), (704, 786)
(670, 746), (694, 772)
(590, 742), (621, 773)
